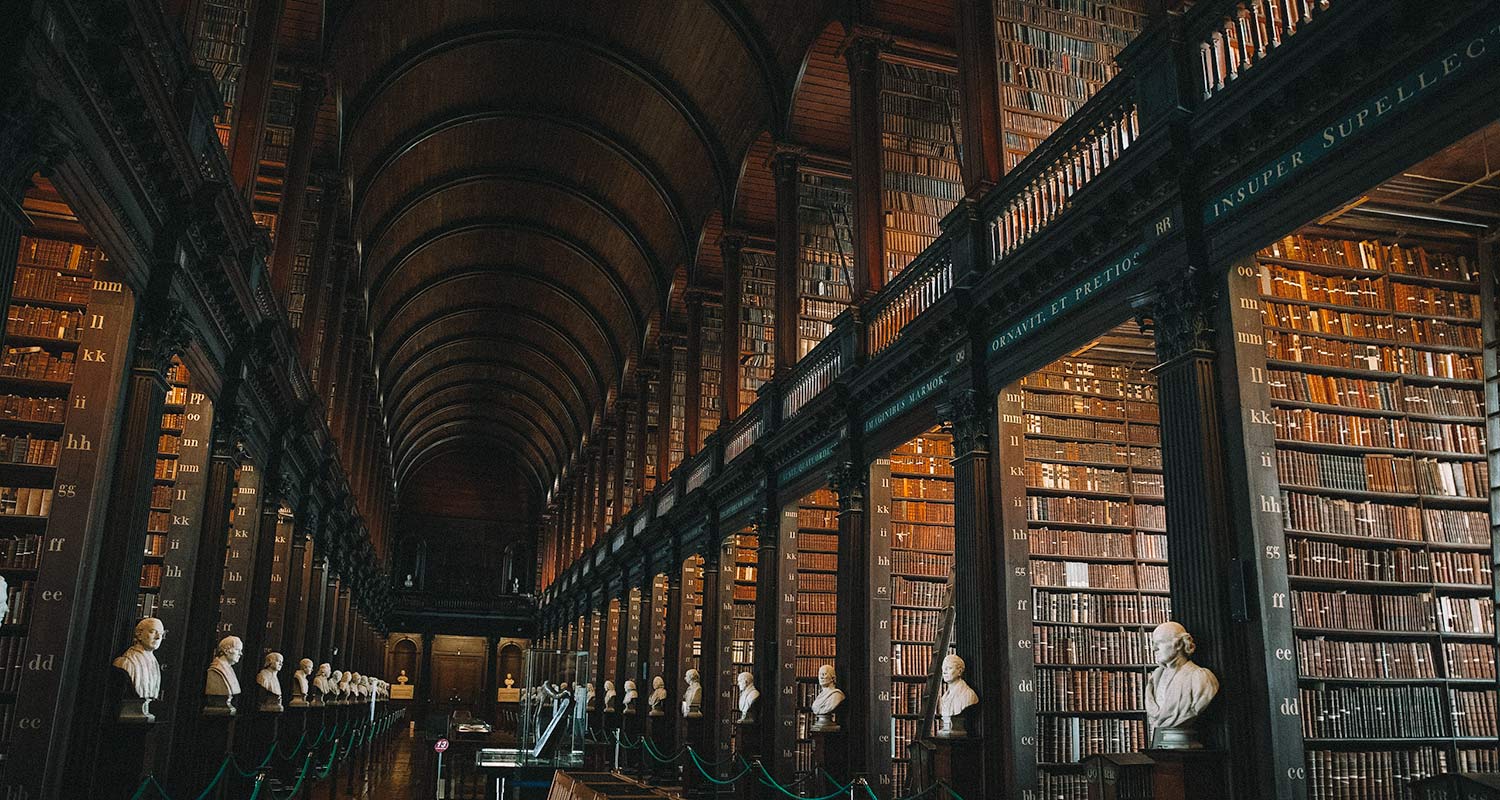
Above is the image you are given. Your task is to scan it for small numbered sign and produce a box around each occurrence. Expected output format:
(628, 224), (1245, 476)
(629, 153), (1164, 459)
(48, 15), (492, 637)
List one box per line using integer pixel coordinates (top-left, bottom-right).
(434, 738), (450, 753)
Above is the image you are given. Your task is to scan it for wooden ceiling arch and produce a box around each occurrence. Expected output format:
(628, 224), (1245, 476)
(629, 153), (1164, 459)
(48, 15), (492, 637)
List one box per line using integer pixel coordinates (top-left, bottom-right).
(333, 0), (841, 498)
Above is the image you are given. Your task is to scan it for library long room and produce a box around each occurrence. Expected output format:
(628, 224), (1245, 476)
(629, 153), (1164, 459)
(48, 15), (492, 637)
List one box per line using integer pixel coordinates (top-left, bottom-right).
(3, 1), (1499, 800)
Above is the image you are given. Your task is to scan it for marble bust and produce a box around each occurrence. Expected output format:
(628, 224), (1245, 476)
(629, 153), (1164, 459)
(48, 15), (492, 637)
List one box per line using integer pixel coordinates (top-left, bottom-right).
(204, 635), (243, 716)
(312, 663), (332, 705)
(647, 676), (667, 716)
(1145, 621), (1219, 748)
(735, 672), (759, 725)
(935, 654), (979, 738)
(290, 658), (313, 706)
(256, 652), (284, 712)
(334, 670), (350, 703)
(504, 672), (515, 688)
(681, 669), (702, 718)
(397, 670), (409, 685)
(809, 665), (844, 732)
(585, 682), (596, 711)
(603, 679), (617, 712)
(622, 679), (638, 714)
(113, 617), (165, 722)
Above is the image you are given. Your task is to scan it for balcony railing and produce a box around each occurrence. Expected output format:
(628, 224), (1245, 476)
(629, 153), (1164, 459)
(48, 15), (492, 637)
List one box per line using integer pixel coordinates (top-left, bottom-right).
(783, 334), (845, 419)
(991, 83), (1139, 261)
(867, 244), (954, 357)
(686, 456), (713, 492)
(1196, 0), (1333, 101)
(723, 412), (764, 465)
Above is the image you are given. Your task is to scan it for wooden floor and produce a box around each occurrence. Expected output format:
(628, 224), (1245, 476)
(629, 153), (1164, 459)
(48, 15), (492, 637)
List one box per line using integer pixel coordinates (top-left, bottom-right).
(364, 729), (423, 799)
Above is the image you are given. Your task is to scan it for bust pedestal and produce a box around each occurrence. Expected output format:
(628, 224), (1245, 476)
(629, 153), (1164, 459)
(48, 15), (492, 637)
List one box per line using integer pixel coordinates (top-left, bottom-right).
(812, 729), (851, 796)
(647, 711), (674, 782)
(98, 670), (157, 798)
(732, 720), (762, 800)
(621, 705), (646, 775)
(679, 714), (713, 800)
(1144, 748), (1226, 800)
(914, 735), (983, 799)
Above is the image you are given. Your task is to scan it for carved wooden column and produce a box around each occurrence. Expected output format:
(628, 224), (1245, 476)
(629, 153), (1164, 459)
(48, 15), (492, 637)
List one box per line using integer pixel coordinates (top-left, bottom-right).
(829, 458), (874, 788)
(845, 30), (889, 299)
(226, 0), (284, 196)
(72, 281), (184, 796)
(772, 147), (803, 375)
(1146, 267), (1300, 799)
(283, 508), (314, 660)
(659, 335), (680, 469)
(612, 403), (628, 522)
(269, 71), (327, 304)
(751, 505), (796, 779)
(685, 540), (721, 796)
(657, 561), (685, 770)
(940, 388), (1007, 800)
(634, 366), (651, 503)
(720, 235), (744, 423)
(0, 81), (61, 353)
(419, 632), (435, 706)
(242, 442), (290, 670)
(953, 0), (1003, 196)
(160, 395), (246, 794)
(678, 317), (700, 462)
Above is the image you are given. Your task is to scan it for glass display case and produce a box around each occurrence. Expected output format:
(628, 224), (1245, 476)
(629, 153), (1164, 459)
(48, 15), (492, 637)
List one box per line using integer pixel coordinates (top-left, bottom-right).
(515, 648), (589, 766)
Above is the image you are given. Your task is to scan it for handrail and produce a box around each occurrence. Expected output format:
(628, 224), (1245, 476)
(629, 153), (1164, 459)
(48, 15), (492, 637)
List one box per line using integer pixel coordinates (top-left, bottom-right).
(989, 77), (1139, 262)
(686, 456), (713, 492)
(782, 334), (845, 420)
(1188, 0), (1334, 102)
(723, 408), (764, 465)
(866, 242), (955, 357)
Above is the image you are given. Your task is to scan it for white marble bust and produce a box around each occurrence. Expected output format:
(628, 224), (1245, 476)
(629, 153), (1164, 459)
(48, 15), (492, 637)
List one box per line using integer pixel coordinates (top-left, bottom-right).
(735, 671), (759, 724)
(504, 672), (515, 688)
(809, 665), (844, 731)
(935, 654), (978, 737)
(397, 669), (409, 685)
(648, 675), (667, 716)
(585, 682), (596, 710)
(603, 679), (617, 711)
(257, 652), (284, 712)
(312, 663), (332, 703)
(204, 635), (243, 716)
(681, 669), (702, 718)
(113, 617), (165, 722)
(1146, 622), (1219, 748)
(334, 670), (349, 702)
(622, 679), (638, 714)
(290, 658), (313, 706)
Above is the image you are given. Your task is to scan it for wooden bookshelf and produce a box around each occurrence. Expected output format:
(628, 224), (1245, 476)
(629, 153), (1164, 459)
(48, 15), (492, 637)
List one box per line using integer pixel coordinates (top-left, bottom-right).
(670, 342), (688, 470)
(740, 251), (775, 413)
(680, 554), (703, 674)
(186, 0), (251, 148)
(136, 360), (190, 621)
(726, 532), (757, 758)
(697, 304), (722, 450)
(5, 231), (133, 784)
(992, 0), (1146, 169)
(648, 573), (669, 691)
(886, 431), (955, 793)
(1016, 326), (1169, 800)
(216, 462), (263, 638)
(642, 369), (659, 495)
(793, 488), (839, 781)
(1255, 232), (1498, 798)
(796, 172), (854, 359)
(879, 61), (962, 283)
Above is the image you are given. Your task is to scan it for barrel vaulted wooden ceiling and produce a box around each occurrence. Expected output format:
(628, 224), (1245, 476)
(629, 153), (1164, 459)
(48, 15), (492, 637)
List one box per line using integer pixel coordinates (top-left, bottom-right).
(330, 0), (954, 500)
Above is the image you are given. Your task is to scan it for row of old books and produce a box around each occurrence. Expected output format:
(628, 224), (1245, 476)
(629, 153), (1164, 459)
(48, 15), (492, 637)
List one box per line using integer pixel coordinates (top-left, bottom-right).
(1287, 538), (1491, 585)
(1292, 590), (1495, 634)
(1031, 560), (1158, 590)
(1275, 408), (1483, 453)
(0, 348), (75, 383)
(1029, 497), (1166, 529)
(892, 643), (933, 677)
(1022, 391), (1161, 421)
(0, 535), (40, 569)
(1269, 371), (1479, 416)
(1283, 491), (1490, 545)
(1263, 235), (1474, 280)
(1301, 685), (1446, 739)
(1266, 332), (1482, 380)
(1037, 716), (1146, 763)
(1036, 667), (1142, 713)
(1030, 529), (1167, 560)
(891, 550), (952, 578)
(891, 453), (954, 476)
(1276, 449), (1488, 497)
(891, 608), (941, 642)
(1023, 364), (1157, 397)
(1297, 639), (1438, 679)
(891, 476), (954, 499)
(16, 237), (104, 273)
(3, 580), (32, 625)
(1026, 413), (1160, 444)
(0, 488), (52, 519)
(1033, 589), (1170, 625)
(1034, 625), (1149, 666)
(794, 613), (835, 636)
(0, 394), (65, 424)
(1025, 439), (1161, 468)
(5, 305), (83, 343)
(1307, 747), (1447, 800)
(0, 436), (58, 467)
(0, 635), (25, 693)
(1262, 302), (1483, 349)
(12, 266), (92, 306)
(892, 576), (944, 608)
(892, 499), (955, 524)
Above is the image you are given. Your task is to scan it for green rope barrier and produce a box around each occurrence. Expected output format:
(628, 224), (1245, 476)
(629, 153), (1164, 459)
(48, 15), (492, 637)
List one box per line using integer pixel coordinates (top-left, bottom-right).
(684, 746), (739, 769)
(753, 760), (855, 800)
(686, 749), (752, 786)
(641, 737), (688, 763)
(613, 729), (643, 749)
(128, 775), (171, 800)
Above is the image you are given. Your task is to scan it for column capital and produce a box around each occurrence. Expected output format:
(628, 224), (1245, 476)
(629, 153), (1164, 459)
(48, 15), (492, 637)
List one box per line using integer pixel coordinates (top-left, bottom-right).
(826, 459), (866, 512)
(841, 25), (893, 69)
(1136, 265), (1218, 362)
(940, 387), (990, 458)
(770, 142), (807, 172)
